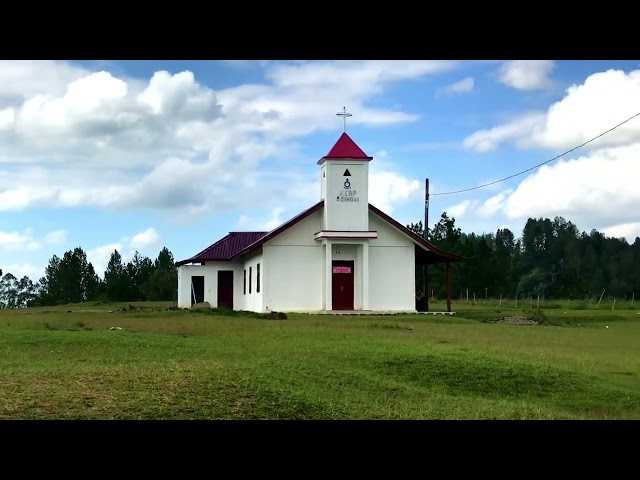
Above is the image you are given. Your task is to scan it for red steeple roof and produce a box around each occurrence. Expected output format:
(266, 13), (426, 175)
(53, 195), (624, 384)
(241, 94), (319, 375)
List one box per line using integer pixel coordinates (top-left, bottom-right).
(317, 132), (373, 164)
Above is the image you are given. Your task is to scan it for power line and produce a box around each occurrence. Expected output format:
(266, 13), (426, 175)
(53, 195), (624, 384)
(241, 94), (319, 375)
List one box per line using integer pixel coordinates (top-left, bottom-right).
(430, 111), (640, 197)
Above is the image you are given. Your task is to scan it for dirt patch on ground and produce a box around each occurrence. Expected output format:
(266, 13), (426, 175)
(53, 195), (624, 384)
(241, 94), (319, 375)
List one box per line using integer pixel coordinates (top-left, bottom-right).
(492, 316), (538, 325)
(66, 310), (109, 313)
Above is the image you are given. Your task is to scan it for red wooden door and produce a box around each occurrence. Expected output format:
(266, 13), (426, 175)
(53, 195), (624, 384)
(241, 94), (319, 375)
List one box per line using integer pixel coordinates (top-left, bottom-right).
(217, 270), (234, 310)
(332, 261), (354, 310)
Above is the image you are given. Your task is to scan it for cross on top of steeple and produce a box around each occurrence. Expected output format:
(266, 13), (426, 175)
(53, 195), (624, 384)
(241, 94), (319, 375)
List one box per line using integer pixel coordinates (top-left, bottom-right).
(336, 106), (352, 132)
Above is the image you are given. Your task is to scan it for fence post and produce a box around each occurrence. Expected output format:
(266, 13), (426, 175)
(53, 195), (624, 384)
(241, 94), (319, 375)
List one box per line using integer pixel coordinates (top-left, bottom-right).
(596, 289), (606, 309)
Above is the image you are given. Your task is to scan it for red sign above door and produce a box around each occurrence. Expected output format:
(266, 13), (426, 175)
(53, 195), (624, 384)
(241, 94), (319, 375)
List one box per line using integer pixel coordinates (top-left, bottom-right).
(332, 266), (352, 274)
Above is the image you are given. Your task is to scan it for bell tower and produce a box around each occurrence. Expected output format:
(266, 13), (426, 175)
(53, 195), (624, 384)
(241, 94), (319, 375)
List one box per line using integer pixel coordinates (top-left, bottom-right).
(317, 108), (377, 312)
(318, 108), (373, 234)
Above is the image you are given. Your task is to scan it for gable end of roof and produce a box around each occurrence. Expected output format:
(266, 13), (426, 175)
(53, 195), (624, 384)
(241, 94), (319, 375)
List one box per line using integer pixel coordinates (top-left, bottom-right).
(232, 200), (325, 259)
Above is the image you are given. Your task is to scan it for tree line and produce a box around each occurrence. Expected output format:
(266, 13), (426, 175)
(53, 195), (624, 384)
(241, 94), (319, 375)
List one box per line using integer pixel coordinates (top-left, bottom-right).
(0, 247), (178, 308)
(2, 212), (639, 308)
(409, 213), (640, 301)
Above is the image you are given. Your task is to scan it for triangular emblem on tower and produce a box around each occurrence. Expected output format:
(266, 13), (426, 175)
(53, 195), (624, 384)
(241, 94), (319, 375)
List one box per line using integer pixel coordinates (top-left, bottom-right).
(343, 169), (351, 176)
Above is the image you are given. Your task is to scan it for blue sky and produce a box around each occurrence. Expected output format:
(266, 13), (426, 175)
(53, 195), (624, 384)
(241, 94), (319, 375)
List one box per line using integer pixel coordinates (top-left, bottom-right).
(2, 60), (640, 280)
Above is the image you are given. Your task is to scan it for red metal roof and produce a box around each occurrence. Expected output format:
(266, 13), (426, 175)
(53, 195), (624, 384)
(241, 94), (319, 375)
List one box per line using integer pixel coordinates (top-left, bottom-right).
(317, 132), (373, 164)
(177, 202), (463, 266)
(176, 231), (268, 266)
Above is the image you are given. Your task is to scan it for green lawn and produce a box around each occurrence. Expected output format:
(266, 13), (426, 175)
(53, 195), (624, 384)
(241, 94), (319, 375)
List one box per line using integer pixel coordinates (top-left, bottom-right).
(1, 301), (638, 419)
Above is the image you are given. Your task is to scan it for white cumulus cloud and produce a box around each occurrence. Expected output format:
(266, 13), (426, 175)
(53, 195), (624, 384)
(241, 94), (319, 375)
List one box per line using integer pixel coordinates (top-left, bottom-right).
(497, 60), (556, 90)
(0, 228), (66, 252)
(44, 230), (67, 245)
(465, 69), (640, 154)
(601, 222), (640, 242)
(0, 60), (88, 105)
(369, 171), (421, 214)
(87, 243), (123, 278)
(263, 207), (285, 231)
(478, 190), (513, 218)
(462, 112), (546, 153)
(130, 227), (160, 250)
(87, 226), (166, 277)
(235, 207), (286, 232)
(436, 77), (475, 97)
(2, 263), (45, 280)
(501, 144), (640, 233)
(457, 67), (640, 242)
(447, 199), (476, 218)
(0, 60), (459, 220)
(525, 69), (640, 151)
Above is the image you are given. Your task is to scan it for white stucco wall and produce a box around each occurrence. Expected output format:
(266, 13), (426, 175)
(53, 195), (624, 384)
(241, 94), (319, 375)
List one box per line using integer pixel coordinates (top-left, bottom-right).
(177, 262), (242, 309)
(268, 208), (323, 247)
(322, 161), (369, 232)
(368, 246), (415, 311)
(178, 264), (217, 308)
(263, 208), (323, 312)
(178, 206), (418, 313)
(369, 210), (417, 247)
(177, 265), (195, 308)
(320, 164), (326, 201)
(264, 246), (323, 312)
(368, 210), (416, 311)
(239, 251), (264, 312)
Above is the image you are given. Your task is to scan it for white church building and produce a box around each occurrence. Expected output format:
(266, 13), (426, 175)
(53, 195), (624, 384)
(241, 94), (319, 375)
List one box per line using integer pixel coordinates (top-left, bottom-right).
(176, 129), (462, 313)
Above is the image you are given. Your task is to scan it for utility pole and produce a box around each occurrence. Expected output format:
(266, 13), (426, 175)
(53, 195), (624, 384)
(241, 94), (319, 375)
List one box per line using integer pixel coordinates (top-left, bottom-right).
(424, 178), (429, 312)
(425, 178), (429, 241)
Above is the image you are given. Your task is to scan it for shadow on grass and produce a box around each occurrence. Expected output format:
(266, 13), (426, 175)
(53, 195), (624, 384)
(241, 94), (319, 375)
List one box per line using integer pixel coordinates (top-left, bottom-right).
(373, 352), (640, 418)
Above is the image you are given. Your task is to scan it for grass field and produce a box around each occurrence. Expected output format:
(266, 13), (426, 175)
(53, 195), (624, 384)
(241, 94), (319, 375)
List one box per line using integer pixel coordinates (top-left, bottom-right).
(1, 300), (639, 419)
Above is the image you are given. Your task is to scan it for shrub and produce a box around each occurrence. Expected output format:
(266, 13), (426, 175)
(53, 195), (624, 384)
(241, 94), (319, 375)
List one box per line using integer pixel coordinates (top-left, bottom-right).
(529, 309), (549, 325)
